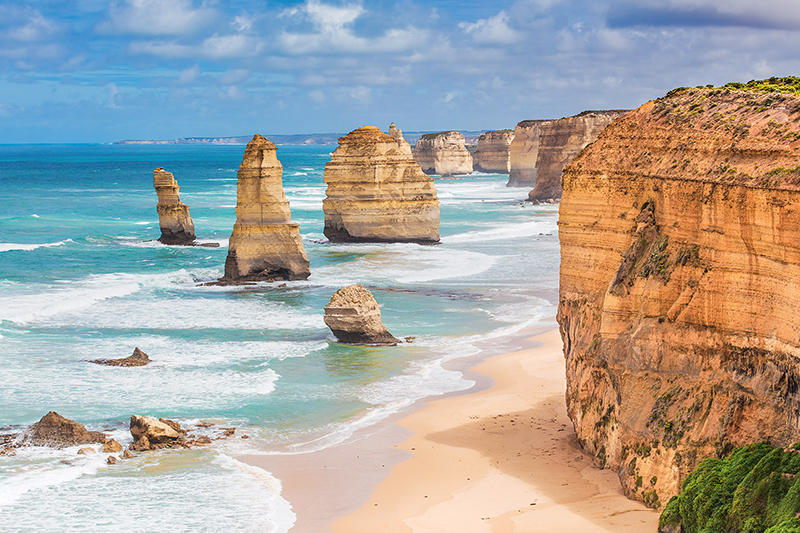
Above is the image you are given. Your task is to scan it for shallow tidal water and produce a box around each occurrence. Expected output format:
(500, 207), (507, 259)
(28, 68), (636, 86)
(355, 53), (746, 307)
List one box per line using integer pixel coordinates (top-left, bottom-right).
(0, 143), (559, 531)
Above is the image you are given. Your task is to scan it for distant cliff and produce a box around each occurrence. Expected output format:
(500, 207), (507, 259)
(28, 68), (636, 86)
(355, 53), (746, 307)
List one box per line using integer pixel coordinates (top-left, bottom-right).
(473, 130), (514, 174)
(412, 131), (473, 176)
(508, 111), (627, 199)
(558, 80), (800, 509)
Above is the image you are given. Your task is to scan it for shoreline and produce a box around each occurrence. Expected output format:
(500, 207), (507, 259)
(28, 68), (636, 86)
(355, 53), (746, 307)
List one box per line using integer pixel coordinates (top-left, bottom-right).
(241, 324), (660, 532)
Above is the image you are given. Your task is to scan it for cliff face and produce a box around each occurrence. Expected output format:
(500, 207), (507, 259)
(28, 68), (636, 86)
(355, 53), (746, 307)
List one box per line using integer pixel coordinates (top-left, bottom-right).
(153, 168), (196, 244)
(323, 126), (440, 244)
(558, 87), (800, 509)
(223, 134), (310, 282)
(507, 111), (627, 198)
(412, 131), (473, 176)
(473, 130), (514, 174)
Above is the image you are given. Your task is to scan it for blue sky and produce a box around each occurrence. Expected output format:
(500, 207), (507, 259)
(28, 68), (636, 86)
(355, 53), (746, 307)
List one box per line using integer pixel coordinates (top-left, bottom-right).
(2, 0), (800, 142)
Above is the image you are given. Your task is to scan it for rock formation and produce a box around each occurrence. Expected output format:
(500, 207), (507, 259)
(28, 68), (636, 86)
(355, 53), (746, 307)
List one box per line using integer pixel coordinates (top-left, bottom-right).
(323, 126), (440, 244)
(324, 284), (399, 345)
(21, 412), (106, 448)
(472, 130), (514, 173)
(507, 111), (628, 200)
(90, 347), (150, 367)
(412, 131), (473, 176)
(558, 83), (800, 509)
(154, 167), (196, 245)
(222, 134), (310, 282)
(130, 415), (186, 451)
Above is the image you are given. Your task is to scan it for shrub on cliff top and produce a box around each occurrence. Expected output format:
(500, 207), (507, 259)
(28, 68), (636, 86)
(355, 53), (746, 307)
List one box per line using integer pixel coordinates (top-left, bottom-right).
(662, 442), (800, 533)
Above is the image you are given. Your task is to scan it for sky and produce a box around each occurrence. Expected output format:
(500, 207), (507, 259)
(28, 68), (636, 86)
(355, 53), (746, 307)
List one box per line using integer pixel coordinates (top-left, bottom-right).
(2, 0), (800, 143)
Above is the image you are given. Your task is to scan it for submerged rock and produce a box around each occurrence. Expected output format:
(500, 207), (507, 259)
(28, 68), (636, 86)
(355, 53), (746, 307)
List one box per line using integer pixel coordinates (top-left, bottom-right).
(222, 134), (310, 282)
(324, 284), (399, 345)
(90, 347), (150, 367)
(154, 167), (196, 245)
(21, 412), (106, 448)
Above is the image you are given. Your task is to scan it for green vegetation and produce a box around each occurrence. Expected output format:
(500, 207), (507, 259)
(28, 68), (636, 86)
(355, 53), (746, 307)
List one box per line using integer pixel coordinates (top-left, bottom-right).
(484, 129), (513, 134)
(661, 442), (800, 532)
(419, 131), (453, 140)
(721, 77), (800, 95)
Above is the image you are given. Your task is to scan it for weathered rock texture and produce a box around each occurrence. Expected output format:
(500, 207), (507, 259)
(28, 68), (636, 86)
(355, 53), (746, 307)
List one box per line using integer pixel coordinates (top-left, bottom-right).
(324, 284), (399, 345)
(472, 130), (514, 173)
(21, 412), (106, 448)
(507, 111), (628, 199)
(558, 86), (800, 510)
(323, 126), (440, 244)
(223, 134), (310, 282)
(154, 167), (196, 245)
(90, 347), (150, 367)
(412, 131), (473, 176)
(130, 415), (187, 451)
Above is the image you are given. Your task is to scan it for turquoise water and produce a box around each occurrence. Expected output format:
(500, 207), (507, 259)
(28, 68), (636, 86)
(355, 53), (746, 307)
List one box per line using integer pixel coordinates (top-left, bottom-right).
(0, 143), (559, 531)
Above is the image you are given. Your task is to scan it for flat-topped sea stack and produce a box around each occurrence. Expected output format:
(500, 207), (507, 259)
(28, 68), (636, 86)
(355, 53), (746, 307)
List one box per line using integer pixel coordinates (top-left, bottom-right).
(507, 111), (628, 200)
(324, 284), (399, 345)
(222, 134), (310, 282)
(412, 131), (473, 176)
(154, 167), (196, 245)
(558, 79), (800, 508)
(323, 126), (440, 244)
(472, 130), (514, 173)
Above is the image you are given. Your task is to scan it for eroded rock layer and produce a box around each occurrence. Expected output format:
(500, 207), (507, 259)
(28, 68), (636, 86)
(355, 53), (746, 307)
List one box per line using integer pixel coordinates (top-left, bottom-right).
(154, 168), (196, 244)
(412, 131), (473, 176)
(473, 130), (514, 174)
(558, 87), (800, 509)
(323, 126), (440, 244)
(223, 134), (310, 282)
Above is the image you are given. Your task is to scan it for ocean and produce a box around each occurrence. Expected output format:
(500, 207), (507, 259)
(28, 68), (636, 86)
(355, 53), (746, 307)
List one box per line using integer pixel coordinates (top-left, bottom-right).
(0, 142), (559, 531)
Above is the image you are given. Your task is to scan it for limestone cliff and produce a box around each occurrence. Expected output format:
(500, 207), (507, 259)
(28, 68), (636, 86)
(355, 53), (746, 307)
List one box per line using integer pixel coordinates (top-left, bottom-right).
(323, 126), (440, 244)
(412, 131), (473, 176)
(507, 111), (627, 198)
(223, 134), (310, 282)
(473, 130), (514, 174)
(558, 84), (800, 509)
(153, 167), (196, 244)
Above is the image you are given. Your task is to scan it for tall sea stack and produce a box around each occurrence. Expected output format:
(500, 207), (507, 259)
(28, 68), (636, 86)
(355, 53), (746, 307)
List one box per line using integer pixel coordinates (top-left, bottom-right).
(153, 168), (196, 245)
(412, 131), (473, 176)
(472, 130), (514, 174)
(323, 126), (440, 244)
(222, 134), (310, 282)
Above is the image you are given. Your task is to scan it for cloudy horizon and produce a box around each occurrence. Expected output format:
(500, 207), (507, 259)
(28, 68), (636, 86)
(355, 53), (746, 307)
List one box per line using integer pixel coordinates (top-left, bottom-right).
(2, 0), (799, 143)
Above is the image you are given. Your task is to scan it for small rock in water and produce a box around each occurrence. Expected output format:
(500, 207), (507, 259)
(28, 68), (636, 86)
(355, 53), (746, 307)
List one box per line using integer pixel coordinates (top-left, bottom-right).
(106, 456), (117, 465)
(324, 285), (400, 345)
(195, 421), (214, 428)
(122, 449), (135, 459)
(23, 412), (106, 448)
(241, 435), (249, 440)
(101, 439), (123, 453)
(77, 447), (96, 455)
(90, 347), (150, 367)
(222, 427), (235, 437)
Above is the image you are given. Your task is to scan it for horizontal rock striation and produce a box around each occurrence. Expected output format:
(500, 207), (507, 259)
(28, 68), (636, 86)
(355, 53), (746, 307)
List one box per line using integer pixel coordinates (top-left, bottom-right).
(472, 130), (514, 174)
(223, 134), (310, 282)
(412, 131), (473, 176)
(154, 167), (196, 245)
(558, 86), (800, 509)
(323, 126), (440, 244)
(324, 284), (399, 345)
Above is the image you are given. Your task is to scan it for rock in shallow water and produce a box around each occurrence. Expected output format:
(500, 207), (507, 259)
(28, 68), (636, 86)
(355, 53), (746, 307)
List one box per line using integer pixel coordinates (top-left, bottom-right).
(90, 347), (150, 367)
(22, 412), (106, 448)
(324, 284), (399, 345)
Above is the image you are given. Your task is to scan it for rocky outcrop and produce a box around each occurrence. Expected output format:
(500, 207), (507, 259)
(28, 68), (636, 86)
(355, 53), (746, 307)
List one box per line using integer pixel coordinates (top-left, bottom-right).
(323, 126), (440, 244)
(222, 134), (310, 282)
(21, 412), (106, 448)
(507, 111), (628, 199)
(558, 85), (800, 509)
(130, 415), (186, 451)
(412, 131), (473, 176)
(154, 168), (196, 245)
(324, 284), (399, 345)
(472, 130), (514, 173)
(90, 347), (150, 367)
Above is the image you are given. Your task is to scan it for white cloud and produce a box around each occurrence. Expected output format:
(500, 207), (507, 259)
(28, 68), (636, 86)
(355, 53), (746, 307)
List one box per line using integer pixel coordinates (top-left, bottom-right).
(177, 64), (200, 84)
(98, 0), (217, 36)
(105, 82), (119, 108)
(130, 34), (262, 59)
(459, 11), (523, 45)
(8, 10), (59, 42)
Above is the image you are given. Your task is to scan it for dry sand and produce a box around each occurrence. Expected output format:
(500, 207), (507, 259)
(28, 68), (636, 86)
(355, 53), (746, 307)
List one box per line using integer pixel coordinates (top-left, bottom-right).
(332, 327), (660, 532)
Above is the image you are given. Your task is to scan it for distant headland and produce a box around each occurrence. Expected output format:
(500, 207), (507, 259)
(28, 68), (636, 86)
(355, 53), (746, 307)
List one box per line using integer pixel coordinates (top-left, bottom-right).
(113, 131), (485, 146)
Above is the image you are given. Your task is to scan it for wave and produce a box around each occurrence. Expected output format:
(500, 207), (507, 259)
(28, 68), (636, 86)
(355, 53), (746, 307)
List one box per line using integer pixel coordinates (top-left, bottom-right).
(0, 239), (72, 252)
(445, 219), (557, 244)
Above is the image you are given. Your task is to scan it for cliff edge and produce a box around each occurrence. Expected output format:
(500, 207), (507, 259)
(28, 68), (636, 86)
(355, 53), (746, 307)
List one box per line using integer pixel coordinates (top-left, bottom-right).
(558, 81), (800, 509)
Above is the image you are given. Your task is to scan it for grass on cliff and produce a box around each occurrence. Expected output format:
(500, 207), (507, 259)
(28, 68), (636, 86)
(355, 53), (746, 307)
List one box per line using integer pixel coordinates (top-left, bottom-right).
(661, 442), (800, 533)
(667, 77), (800, 98)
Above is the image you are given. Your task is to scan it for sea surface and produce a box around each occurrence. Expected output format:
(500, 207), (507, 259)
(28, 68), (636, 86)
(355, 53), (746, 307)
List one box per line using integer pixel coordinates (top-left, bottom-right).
(0, 142), (559, 531)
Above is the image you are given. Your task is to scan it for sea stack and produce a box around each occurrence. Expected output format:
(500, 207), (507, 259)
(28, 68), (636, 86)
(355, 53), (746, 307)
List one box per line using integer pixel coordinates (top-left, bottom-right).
(324, 284), (399, 345)
(412, 131), (473, 176)
(222, 134), (310, 282)
(153, 168), (196, 245)
(323, 125), (440, 244)
(558, 81), (800, 507)
(472, 130), (514, 174)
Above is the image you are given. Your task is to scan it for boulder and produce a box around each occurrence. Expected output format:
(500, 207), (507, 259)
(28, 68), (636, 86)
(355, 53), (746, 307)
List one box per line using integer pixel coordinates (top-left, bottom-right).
(90, 347), (150, 367)
(21, 412), (106, 448)
(106, 456), (117, 465)
(101, 439), (123, 453)
(129, 415), (183, 451)
(154, 167), (196, 245)
(324, 284), (399, 345)
(77, 447), (96, 455)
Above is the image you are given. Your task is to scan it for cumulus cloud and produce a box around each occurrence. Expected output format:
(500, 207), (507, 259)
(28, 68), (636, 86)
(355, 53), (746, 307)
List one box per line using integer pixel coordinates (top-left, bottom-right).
(130, 33), (262, 59)
(97, 0), (217, 36)
(7, 9), (59, 42)
(459, 11), (523, 45)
